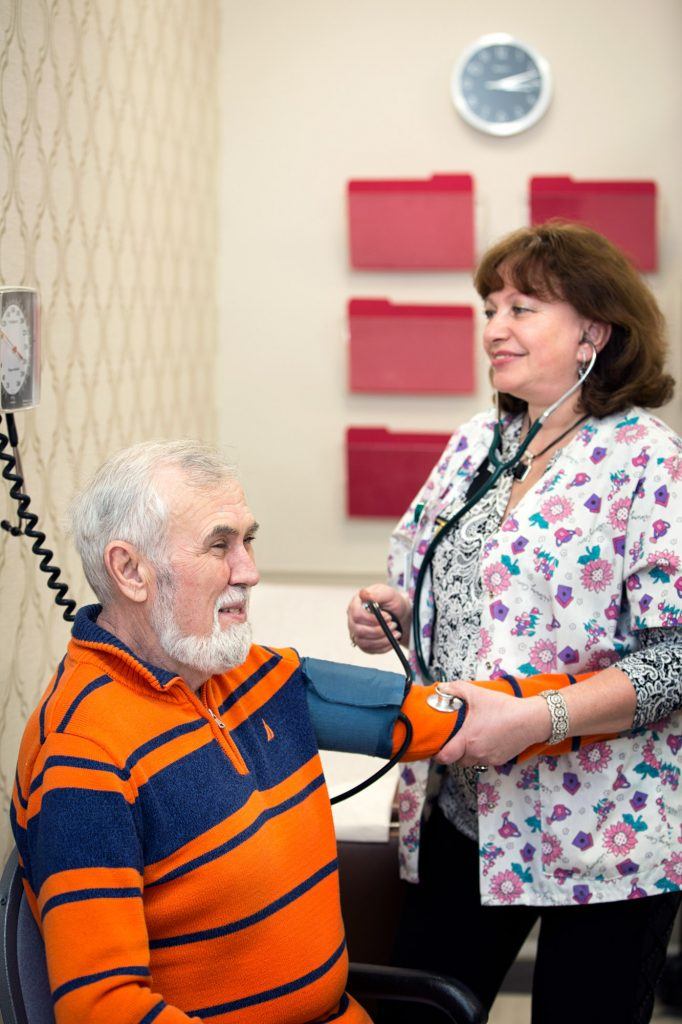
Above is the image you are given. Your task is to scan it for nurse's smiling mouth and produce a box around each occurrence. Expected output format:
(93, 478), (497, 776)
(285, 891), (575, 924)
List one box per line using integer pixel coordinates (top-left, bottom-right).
(489, 349), (526, 365)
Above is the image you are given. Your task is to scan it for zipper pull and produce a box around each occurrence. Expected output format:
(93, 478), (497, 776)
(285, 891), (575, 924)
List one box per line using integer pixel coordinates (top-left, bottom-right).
(208, 707), (226, 730)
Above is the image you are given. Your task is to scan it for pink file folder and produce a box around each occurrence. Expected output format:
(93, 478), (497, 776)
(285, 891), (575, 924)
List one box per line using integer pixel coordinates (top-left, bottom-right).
(348, 299), (475, 394)
(530, 176), (657, 271)
(346, 427), (450, 518)
(348, 174), (475, 269)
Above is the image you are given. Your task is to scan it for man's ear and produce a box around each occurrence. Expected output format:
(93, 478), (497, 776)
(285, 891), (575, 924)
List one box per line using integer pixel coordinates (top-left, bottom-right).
(104, 541), (153, 604)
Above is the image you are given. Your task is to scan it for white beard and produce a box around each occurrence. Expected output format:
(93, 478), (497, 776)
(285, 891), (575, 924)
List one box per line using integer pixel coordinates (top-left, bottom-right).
(151, 578), (252, 677)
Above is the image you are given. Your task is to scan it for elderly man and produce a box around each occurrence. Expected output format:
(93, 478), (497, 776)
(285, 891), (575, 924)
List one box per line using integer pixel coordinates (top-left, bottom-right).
(11, 440), (462, 1024)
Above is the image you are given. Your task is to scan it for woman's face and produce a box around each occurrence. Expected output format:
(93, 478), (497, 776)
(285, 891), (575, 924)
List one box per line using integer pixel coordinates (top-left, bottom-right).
(482, 280), (590, 410)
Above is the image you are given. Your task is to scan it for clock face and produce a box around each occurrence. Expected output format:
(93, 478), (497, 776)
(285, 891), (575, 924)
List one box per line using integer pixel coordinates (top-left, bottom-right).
(0, 288), (40, 411)
(452, 34), (552, 137)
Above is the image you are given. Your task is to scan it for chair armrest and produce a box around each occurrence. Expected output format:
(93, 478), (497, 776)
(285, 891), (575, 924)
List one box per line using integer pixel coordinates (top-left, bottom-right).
(347, 963), (487, 1023)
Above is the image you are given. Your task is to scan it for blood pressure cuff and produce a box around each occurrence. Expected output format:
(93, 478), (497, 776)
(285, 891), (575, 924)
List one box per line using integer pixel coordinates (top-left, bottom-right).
(301, 658), (461, 761)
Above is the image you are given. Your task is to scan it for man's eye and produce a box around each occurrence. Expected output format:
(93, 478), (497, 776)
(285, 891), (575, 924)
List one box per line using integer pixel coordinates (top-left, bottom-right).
(245, 535), (256, 546)
(212, 541), (228, 550)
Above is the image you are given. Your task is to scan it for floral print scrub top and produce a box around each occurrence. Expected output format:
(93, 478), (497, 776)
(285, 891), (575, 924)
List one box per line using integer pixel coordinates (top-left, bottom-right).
(388, 407), (682, 906)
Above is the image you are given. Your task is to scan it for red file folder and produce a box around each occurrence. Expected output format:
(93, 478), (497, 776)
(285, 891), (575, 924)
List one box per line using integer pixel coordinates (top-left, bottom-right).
(346, 427), (450, 518)
(530, 176), (657, 271)
(348, 175), (475, 269)
(348, 299), (475, 394)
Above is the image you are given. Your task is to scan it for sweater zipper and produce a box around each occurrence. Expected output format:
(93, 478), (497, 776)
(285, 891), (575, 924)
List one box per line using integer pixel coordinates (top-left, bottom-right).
(189, 684), (248, 774)
(208, 707), (226, 730)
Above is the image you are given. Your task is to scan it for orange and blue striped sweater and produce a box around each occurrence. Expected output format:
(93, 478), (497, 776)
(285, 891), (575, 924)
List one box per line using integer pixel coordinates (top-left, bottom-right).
(11, 605), (461, 1024)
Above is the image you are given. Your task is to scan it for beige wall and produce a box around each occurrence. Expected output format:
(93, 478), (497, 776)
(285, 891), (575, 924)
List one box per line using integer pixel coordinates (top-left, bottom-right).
(0, 0), (219, 858)
(219, 0), (682, 580)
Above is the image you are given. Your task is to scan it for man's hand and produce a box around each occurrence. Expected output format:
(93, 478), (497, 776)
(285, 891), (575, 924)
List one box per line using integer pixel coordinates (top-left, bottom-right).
(346, 584), (412, 654)
(434, 681), (551, 768)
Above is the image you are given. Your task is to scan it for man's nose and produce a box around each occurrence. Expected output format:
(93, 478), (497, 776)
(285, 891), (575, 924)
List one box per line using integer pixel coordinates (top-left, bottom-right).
(229, 546), (260, 587)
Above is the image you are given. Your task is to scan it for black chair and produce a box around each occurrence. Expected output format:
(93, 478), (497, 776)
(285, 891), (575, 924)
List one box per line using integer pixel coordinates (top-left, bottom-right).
(0, 848), (53, 1024)
(0, 847), (485, 1024)
(347, 963), (486, 1022)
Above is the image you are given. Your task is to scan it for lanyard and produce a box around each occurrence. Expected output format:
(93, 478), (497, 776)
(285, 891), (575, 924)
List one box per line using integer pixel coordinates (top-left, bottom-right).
(411, 416), (544, 683)
(409, 334), (600, 684)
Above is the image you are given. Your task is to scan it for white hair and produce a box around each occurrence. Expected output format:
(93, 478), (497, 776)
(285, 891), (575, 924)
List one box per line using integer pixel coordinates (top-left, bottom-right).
(69, 440), (237, 606)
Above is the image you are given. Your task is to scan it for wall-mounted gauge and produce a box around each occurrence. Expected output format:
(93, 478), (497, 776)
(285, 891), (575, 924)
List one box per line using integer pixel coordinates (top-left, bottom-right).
(0, 287), (40, 411)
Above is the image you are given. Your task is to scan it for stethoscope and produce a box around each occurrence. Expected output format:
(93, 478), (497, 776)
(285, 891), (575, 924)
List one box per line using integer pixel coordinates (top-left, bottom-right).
(413, 340), (598, 687)
(330, 598), (415, 804)
(331, 342), (597, 802)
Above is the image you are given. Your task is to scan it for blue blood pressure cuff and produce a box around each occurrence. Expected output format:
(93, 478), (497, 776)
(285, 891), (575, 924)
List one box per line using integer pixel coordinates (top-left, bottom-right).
(301, 657), (407, 759)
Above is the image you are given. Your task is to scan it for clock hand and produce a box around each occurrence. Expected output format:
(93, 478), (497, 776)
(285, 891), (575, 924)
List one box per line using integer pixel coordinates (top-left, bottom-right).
(484, 69), (540, 92)
(484, 80), (539, 93)
(0, 326), (27, 364)
(487, 68), (540, 87)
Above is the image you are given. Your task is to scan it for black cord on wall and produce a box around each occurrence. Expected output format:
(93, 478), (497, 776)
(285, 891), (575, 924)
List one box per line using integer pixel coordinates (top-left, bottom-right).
(0, 411), (76, 622)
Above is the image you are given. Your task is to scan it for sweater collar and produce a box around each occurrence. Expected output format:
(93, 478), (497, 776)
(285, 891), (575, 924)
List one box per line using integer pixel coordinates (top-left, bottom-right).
(72, 604), (178, 687)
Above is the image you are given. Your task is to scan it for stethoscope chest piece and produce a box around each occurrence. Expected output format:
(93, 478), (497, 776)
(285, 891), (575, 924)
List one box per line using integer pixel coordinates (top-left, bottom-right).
(426, 683), (463, 713)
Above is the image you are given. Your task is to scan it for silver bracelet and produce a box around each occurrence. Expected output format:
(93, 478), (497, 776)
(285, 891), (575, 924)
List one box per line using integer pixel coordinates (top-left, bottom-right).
(539, 689), (570, 745)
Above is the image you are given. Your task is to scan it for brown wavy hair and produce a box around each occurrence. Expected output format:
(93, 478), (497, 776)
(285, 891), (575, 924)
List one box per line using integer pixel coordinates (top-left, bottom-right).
(474, 220), (674, 417)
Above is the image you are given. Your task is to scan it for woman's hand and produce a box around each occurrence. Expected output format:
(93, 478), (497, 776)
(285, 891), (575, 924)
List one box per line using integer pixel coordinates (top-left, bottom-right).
(346, 584), (412, 654)
(434, 682), (551, 768)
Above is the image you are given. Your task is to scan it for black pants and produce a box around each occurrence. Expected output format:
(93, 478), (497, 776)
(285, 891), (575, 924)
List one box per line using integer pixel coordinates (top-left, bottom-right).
(391, 806), (681, 1024)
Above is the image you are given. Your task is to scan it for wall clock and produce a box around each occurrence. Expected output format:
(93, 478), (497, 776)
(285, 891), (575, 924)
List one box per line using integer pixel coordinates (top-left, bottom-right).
(451, 34), (552, 137)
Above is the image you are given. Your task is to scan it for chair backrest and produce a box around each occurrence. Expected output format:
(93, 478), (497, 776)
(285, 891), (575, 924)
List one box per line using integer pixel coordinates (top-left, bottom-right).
(0, 848), (55, 1024)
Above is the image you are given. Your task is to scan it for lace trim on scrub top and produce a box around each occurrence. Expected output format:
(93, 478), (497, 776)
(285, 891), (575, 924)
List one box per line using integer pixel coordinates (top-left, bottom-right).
(432, 420), (521, 840)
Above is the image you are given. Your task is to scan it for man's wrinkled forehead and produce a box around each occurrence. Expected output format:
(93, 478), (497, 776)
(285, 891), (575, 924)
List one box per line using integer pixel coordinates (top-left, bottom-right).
(155, 465), (253, 535)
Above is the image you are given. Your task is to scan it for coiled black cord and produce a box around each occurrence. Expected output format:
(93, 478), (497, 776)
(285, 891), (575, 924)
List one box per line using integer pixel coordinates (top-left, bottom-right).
(0, 411), (76, 621)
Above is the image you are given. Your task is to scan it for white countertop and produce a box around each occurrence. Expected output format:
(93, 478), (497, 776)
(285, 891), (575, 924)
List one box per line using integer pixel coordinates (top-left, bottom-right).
(250, 579), (400, 842)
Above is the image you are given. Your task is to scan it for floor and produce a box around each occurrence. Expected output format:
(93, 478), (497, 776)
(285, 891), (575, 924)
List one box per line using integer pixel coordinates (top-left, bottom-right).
(488, 994), (681, 1023)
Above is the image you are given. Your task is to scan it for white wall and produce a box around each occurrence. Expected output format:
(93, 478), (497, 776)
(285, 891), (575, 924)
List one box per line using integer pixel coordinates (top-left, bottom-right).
(219, 0), (682, 582)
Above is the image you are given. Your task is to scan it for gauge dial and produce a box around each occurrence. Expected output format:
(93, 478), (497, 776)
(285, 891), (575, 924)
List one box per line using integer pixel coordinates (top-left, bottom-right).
(1, 304), (30, 396)
(0, 288), (40, 411)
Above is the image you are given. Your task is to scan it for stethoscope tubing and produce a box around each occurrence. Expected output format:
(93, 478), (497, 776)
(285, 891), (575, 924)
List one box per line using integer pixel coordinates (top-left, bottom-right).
(411, 417), (542, 681)
(330, 600), (414, 805)
(411, 343), (597, 682)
